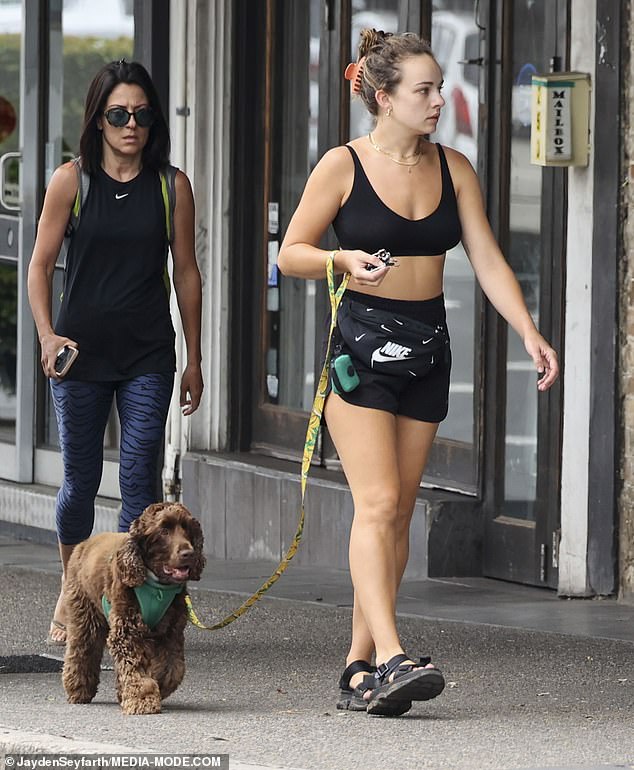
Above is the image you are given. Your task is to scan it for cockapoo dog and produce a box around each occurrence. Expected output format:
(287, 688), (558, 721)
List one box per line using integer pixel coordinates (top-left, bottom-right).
(62, 502), (205, 714)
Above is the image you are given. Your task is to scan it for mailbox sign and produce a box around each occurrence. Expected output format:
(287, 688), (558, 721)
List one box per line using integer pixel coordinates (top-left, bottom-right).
(530, 73), (591, 167)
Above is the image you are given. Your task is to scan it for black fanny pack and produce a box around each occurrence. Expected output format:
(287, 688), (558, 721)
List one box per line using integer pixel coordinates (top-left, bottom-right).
(336, 295), (449, 377)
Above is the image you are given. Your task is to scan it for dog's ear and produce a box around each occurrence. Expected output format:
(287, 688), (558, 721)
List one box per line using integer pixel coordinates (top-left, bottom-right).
(186, 515), (206, 581)
(114, 537), (147, 587)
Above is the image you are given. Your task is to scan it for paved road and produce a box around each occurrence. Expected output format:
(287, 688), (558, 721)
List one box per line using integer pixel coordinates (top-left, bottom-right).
(0, 563), (633, 770)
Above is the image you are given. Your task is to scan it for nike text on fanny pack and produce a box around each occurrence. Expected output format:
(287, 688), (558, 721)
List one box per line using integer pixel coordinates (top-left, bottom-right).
(371, 341), (415, 367)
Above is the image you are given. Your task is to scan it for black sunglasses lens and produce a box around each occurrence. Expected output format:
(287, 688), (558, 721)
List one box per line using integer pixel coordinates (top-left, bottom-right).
(134, 108), (154, 127)
(104, 107), (154, 128)
(105, 108), (129, 127)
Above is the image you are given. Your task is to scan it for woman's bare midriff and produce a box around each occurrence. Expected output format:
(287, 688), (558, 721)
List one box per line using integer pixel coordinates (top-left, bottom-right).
(347, 253), (446, 301)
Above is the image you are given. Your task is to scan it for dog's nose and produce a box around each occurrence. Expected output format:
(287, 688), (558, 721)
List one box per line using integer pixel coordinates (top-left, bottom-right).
(178, 547), (194, 559)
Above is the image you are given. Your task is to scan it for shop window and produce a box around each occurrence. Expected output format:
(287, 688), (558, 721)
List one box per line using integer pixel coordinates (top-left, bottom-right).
(250, 0), (323, 457)
(0, 6), (20, 446)
(39, 0), (134, 454)
(249, 0), (480, 491)
(426, 3), (480, 490)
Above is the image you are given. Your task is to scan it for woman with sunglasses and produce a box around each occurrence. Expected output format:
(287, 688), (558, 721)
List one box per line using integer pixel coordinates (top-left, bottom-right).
(27, 60), (203, 646)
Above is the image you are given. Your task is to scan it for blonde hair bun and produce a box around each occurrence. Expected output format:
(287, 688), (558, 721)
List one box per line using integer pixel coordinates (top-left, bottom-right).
(358, 28), (392, 58)
(353, 30), (435, 117)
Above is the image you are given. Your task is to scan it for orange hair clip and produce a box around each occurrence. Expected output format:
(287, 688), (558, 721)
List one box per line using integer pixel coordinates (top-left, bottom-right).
(344, 56), (366, 95)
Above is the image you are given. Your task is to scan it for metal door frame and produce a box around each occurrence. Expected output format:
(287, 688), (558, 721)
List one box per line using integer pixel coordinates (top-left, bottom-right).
(481, 0), (568, 587)
(0, 0), (46, 483)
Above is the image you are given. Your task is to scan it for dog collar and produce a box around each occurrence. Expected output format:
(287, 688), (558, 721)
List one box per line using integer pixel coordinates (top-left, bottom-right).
(102, 574), (185, 629)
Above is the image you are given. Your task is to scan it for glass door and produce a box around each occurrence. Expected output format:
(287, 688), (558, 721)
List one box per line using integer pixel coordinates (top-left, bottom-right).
(483, 0), (566, 587)
(0, 3), (20, 469)
(0, 0), (41, 482)
(250, 0), (323, 459)
(33, 0), (134, 496)
(429, 1), (482, 492)
(0, 1), (135, 491)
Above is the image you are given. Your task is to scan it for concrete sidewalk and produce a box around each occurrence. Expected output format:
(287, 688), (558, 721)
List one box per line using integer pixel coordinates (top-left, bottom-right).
(0, 534), (633, 770)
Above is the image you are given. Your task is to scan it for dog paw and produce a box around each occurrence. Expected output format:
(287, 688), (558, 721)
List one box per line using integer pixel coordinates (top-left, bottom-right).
(66, 691), (96, 704)
(121, 697), (162, 715)
(120, 677), (162, 714)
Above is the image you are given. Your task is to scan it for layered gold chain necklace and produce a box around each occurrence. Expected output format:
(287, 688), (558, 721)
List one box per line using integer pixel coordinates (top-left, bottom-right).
(368, 132), (422, 173)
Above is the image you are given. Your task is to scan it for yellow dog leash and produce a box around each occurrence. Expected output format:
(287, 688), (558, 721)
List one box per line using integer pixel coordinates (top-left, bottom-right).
(186, 251), (349, 630)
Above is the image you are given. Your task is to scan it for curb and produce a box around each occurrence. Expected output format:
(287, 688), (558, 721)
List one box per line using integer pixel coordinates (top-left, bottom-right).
(0, 726), (306, 770)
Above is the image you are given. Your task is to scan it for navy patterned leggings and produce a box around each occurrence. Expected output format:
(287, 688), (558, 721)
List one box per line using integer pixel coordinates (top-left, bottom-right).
(50, 372), (174, 545)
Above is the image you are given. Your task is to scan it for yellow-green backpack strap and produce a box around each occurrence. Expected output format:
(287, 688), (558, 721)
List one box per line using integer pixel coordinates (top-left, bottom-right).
(159, 165), (178, 297)
(159, 165), (178, 244)
(67, 157), (89, 235)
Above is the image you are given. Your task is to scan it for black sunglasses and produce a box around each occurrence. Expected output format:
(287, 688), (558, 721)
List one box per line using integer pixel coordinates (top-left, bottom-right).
(103, 106), (155, 128)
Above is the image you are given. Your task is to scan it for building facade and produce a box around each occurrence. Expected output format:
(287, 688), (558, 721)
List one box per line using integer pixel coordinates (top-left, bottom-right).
(0, 0), (631, 600)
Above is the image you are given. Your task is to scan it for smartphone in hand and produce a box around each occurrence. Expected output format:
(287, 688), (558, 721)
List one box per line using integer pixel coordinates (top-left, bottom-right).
(54, 345), (79, 377)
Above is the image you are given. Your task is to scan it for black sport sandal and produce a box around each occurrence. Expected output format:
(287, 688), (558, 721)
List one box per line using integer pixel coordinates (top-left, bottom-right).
(336, 659), (376, 711)
(366, 653), (445, 717)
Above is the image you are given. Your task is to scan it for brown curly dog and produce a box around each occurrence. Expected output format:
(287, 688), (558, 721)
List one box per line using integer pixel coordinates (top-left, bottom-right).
(62, 502), (206, 715)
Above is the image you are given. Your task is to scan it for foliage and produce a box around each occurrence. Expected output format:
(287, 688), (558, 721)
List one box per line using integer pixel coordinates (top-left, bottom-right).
(0, 263), (16, 357)
(0, 34), (19, 155)
(61, 35), (134, 154)
(0, 34), (133, 157)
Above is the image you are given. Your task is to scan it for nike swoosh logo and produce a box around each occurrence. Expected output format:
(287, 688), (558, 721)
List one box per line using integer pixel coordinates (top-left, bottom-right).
(380, 324), (393, 333)
(422, 338), (434, 344)
(115, 193), (129, 200)
(354, 334), (366, 342)
(371, 349), (416, 365)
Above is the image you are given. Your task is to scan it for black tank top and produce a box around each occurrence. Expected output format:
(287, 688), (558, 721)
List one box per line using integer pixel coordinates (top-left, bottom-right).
(332, 144), (462, 256)
(55, 165), (176, 381)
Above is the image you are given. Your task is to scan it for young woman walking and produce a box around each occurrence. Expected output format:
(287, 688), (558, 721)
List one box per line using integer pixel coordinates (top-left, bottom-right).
(278, 30), (558, 716)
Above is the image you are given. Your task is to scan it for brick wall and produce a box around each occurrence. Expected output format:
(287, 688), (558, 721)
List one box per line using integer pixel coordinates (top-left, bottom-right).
(619, 0), (634, 600)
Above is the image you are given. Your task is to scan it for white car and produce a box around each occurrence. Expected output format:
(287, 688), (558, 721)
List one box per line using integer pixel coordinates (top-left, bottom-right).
(431, 10), (480, 167)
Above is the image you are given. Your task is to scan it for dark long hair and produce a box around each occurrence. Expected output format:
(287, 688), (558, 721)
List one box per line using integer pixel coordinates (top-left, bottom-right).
(79, 60), (170, 174)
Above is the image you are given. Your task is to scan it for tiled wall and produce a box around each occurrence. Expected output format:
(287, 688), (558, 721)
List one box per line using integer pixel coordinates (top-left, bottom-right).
(0, 481), (119, 542)
(182, 453), (483, 579)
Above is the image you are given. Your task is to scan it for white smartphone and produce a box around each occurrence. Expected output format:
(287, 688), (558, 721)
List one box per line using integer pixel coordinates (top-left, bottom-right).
(54, 345), (79, 377)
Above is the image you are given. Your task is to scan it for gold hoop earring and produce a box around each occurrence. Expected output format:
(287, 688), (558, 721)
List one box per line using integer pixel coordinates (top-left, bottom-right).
(386, 106), (392, 118)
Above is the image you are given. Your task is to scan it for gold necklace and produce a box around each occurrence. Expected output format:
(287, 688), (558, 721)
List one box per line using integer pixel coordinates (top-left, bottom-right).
(368, 132), (422, 173)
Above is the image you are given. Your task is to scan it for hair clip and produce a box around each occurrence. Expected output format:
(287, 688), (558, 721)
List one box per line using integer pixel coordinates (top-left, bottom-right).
(344, 56), (366, 95)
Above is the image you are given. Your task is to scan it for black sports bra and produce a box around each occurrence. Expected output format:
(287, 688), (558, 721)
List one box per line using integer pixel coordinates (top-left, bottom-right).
(332, 143), (462, 256)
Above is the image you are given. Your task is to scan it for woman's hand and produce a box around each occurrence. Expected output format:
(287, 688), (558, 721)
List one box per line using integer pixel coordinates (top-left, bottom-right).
(40, 333), (78, 379)
(337, 249), (399, 286)
(523, 330), (559, 392)
(180, 362), (204, 415)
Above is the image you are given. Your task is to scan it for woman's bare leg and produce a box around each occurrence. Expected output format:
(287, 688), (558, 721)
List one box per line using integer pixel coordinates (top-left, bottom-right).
(325, 395), (439, 677)
(393, 413), (440, 584)
(49, 542), (76, 643)
(346, 416), (439, 681)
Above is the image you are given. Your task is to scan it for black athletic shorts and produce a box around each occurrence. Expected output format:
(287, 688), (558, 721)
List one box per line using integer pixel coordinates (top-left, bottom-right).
(329, 290), (451, 423)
